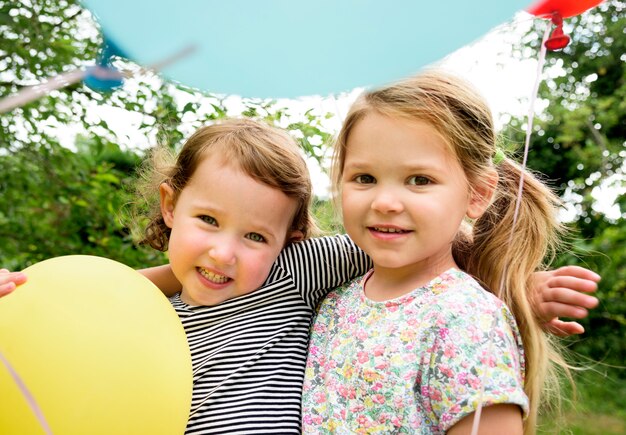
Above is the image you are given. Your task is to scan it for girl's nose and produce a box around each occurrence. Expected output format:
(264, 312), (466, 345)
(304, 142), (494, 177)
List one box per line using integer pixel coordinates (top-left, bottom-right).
(208, 243), (237, 266)
(371, 189), (404, 214)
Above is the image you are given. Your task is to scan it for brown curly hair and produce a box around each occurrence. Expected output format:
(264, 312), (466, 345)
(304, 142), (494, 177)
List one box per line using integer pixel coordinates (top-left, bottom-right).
(135, 118), (317, 251)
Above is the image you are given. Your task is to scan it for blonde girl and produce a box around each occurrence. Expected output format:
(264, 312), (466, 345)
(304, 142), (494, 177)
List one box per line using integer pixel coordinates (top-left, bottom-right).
(301, 71), (572, 434)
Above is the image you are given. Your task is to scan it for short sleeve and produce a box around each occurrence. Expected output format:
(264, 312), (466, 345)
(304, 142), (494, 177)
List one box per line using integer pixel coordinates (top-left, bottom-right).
(276, 235), (371, 308)
(419, 292), (529, 431)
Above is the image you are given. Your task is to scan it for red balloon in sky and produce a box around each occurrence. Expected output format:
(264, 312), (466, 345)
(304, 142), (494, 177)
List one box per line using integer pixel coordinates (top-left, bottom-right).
(527, 0), (605, 18)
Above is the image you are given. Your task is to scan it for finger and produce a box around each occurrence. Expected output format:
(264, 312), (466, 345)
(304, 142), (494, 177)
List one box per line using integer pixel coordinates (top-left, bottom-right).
(542, 286), (599, 309)
(0, 272), (27, 288)
(0, 281), (17, 297)
(539, 301), (589, 320)
(547, 275), (599, 295)
(544, 319), (585, 337)
(552, 265), (601, 282)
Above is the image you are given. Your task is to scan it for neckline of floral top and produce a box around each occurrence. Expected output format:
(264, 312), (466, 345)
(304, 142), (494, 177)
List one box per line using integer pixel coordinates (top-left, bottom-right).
(358, 267), (462, 307)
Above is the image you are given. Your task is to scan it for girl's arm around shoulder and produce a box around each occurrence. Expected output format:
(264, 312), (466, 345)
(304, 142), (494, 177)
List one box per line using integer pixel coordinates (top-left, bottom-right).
(447, 404), (523, 435)
(278, 234), (371, 289)
(0, 269), (27, 297)
(277, 234), (371, 308)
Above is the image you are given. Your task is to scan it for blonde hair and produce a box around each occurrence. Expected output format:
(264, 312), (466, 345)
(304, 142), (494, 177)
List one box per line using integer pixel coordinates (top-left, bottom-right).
(332, 70), (566, 433)
(137, 118), (317, 251)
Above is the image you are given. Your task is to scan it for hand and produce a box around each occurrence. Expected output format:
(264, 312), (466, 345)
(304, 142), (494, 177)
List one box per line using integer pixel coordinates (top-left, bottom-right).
(0, 268), (28, 297)
(532, 266), (600, 337)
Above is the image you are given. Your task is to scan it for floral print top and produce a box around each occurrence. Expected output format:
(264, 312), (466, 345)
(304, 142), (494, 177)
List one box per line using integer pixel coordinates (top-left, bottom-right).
(301, 268), (528, 434)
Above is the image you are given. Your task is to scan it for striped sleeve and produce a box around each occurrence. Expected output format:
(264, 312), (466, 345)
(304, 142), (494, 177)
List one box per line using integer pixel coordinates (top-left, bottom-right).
(275, 234), (371, 308)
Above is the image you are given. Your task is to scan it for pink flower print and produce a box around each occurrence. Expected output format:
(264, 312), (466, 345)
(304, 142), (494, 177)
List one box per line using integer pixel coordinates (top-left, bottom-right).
(350, 403), (365, 413)
(440, 413), (453, 425)
(439, 364), (454, 378)
(458, 372), (468, 385)
(443, 344), (457, 358)
(309, 345), (319, 357)
(375, 360), (389, 370)
(303, 415), (313, 425)
(371, 394), (386, 404)
(439, 327), (450, 340)
(373, 344), (386, 356)
(480, 354), (497, 368)
(312, 323), (326, 333)
(391, 416), (403, 427)
(430, 388), (442, 402)
(393, 396), (404, 408)
(356, 414), (371, 426)
(403, 353), (417, 364)
(348, 313), (358, 323)
(312, 415), (323, 425)
(337, 385), (351, 399)
(403, 369), (417, 381)
(468, 374), (481, 389)
(314, 391), (327, 404)
(356, 329), (368, 340)
(372, 381), (383, 391)
(378, 413), (391, 424)
(385, 302), (399, 312)
(357, 351), (369, 364)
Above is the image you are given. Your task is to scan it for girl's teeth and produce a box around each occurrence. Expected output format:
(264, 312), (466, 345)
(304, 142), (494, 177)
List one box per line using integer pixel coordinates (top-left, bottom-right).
(199, 268), (229, 283)
(374, 227), (405, 233)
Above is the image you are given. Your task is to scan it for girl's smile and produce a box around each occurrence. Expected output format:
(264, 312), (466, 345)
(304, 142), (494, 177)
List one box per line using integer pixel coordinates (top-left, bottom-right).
(160, 153), (300, 306)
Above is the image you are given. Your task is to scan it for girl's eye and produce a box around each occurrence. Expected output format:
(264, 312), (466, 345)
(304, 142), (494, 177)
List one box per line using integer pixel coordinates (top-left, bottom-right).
(199, 215), (217, 225)
(354, 174), (376, 184)
(246, 233), (266, 243)
(408, 176), (431, 186)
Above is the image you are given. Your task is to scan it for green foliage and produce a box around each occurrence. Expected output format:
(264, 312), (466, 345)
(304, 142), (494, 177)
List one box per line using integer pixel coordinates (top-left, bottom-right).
(538, 370), (626, 434)
(0, 136), (165, 269)
(504, 1), (626, 372)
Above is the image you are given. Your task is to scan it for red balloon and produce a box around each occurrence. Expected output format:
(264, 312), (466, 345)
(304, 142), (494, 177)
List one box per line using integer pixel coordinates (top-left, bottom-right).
(527, 0), (604, 18)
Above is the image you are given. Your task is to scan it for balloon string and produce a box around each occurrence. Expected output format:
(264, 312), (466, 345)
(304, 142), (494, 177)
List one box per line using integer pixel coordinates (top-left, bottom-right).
(0, 45), (196, 114)
(0, 350), (53, 434)
(0, 69), (87, 114)
(469, 22), (551, 435)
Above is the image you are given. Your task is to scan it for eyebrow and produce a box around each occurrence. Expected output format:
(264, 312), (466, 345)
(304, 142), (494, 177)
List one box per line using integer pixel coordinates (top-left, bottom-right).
(344, 160), (446, 173)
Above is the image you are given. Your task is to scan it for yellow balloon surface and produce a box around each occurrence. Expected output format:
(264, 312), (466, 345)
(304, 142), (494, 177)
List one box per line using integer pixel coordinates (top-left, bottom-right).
(0, 256), (192, 434)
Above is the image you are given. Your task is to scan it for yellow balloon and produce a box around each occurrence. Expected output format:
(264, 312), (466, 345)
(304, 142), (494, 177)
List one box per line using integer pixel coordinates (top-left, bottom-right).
(0, 256), (192, 434)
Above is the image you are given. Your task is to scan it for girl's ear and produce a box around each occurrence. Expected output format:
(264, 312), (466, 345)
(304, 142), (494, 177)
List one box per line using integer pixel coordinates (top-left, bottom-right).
(159, 183), (176, 228)
(287, 230), (305, 245)
(467, 169), (498, 219)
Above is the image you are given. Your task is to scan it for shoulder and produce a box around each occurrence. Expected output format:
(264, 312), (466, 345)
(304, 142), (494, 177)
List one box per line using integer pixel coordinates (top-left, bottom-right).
(430, 269), (510, 319)
(278, 234), (357, 259)
(426, 269), (522, 355)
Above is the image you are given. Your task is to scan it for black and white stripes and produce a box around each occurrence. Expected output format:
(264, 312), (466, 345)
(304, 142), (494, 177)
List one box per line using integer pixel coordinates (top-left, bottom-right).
(170, 235), (370, 434)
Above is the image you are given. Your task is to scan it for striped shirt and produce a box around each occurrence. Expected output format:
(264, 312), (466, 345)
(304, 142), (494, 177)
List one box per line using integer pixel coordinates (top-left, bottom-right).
(170, 235), (370, 434)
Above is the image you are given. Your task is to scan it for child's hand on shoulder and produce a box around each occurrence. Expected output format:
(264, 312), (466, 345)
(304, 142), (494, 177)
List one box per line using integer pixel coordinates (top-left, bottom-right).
(532, 265), (600, 337)
(0, 268), (27, 297)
